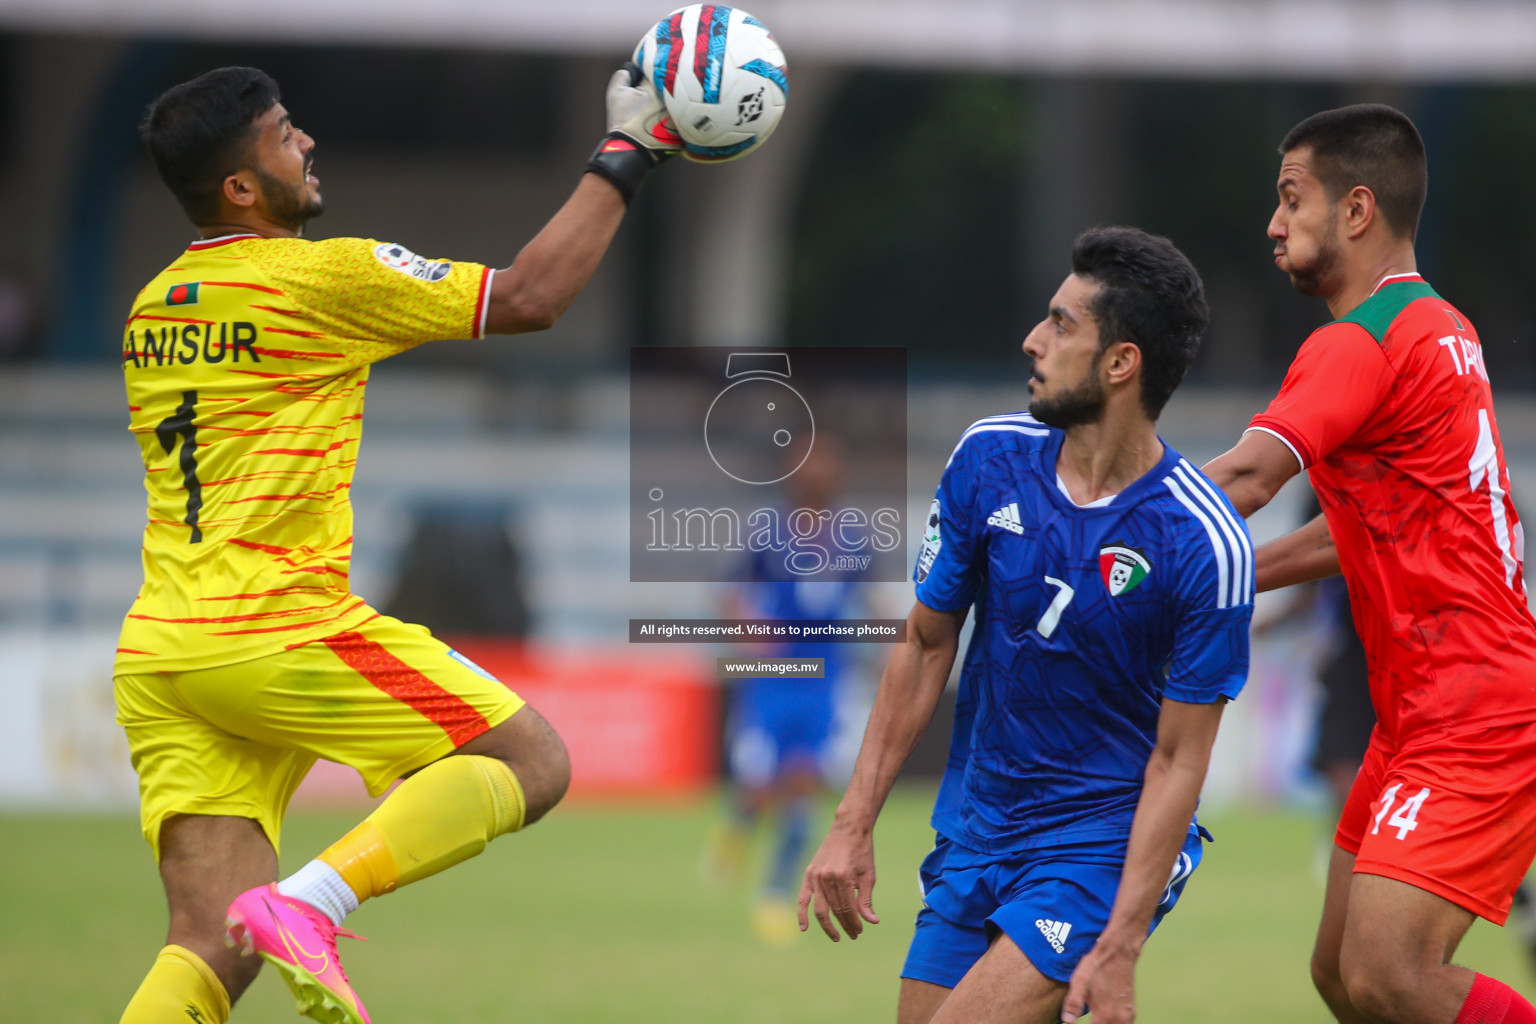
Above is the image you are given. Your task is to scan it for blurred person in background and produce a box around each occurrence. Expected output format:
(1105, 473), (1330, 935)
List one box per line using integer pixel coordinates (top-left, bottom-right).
(705, 441), (868, 945)
(1205, 104), (1536, 1024)
(800, 227), (1250, 1024)
(114, 64), (679, 1024)
(0, 270), (38, 360)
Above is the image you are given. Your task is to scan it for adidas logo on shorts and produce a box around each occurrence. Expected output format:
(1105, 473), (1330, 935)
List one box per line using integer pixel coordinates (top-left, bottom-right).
(1035, 917), (1072, 954)
(987, 502), (1025, 535)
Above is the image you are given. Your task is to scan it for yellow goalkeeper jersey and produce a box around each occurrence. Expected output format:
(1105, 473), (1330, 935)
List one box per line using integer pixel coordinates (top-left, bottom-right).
(115, 233), (493, 673)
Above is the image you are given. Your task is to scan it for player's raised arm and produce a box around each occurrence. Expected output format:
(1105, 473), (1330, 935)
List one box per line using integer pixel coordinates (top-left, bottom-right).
(484, 64), (679, 334)
(798, 599), (964, 942)
(1062, 698), (1225, 1024)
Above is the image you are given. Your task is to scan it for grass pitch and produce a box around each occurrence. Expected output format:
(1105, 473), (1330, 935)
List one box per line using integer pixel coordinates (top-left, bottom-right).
(3, 788), (1532, 1023)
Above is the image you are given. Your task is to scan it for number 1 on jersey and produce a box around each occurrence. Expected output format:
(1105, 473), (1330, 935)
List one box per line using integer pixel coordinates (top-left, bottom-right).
(1468, 408), (1519, 589)
(155, 390), (204, 543)
(1037, 576), (1075, 638)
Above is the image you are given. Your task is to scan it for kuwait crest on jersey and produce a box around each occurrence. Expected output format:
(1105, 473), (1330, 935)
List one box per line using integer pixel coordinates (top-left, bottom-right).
(1099, 545), (1150, 596)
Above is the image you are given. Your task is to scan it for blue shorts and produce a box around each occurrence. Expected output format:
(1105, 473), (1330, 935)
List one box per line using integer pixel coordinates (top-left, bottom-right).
(901, 829), (1205, 986)
(728, 679), (835, 788)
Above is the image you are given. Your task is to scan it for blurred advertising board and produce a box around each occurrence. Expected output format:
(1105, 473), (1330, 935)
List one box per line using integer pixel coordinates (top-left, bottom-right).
(0, 632), (716, 809)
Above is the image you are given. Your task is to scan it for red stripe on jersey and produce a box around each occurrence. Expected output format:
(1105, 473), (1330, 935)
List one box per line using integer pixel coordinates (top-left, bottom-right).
(227, 537), (295, 555)
(229, 370), (331, 380)
(279, 565), (350, 578)
(251, 440), (349, 457)
(225, 485), (348, 504)
(187, 234), (260, 251)
(116, 648), (158, 655)
(130, 313), (217, 325)
(474, 266), (492, 339)
(249, 305), (310, 319)
(208, 604), (366, 636)
(197, 586), (331, 601)
(262, 327), (327, 339)
(203, 280), (286, 296)
(322, 631), (490, 745)
(249, 346), (345, 361)
(128, 599), (350, 625)
(289, 613), (379, 649)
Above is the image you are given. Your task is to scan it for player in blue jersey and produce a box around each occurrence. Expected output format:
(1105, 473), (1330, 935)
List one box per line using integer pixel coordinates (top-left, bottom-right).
(798, 227), (1252, 1024)
(707, 445), (868, 943)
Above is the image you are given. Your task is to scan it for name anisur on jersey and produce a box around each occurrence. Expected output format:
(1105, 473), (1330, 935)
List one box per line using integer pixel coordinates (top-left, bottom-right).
(122, 320), (262, 368)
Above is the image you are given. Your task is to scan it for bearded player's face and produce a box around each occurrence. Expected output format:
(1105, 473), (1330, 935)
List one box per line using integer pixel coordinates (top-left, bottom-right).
(1269, 146), (1342, 299)
(246, 103), (323, 230)
(1022, 274), (1109, 430)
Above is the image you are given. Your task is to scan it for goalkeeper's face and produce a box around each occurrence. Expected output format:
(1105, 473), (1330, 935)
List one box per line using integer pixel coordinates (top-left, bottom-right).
(1022, 274), (1110, 430)
(245, 102), (324, 230)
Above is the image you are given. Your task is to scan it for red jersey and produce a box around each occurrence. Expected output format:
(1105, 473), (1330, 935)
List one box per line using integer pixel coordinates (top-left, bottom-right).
(1251, 273), (1536, 741)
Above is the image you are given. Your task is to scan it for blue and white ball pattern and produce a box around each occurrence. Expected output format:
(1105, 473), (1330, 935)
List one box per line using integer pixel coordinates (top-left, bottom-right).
(635, 4), (788, 163)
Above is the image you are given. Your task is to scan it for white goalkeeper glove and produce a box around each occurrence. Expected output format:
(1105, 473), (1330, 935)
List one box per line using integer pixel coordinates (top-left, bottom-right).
(587, 62), (682, 205)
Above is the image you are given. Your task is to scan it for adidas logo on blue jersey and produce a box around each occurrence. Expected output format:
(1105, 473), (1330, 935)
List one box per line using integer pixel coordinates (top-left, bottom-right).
(1035, 918), (1072, 953)
(987, 502), (1024, 535)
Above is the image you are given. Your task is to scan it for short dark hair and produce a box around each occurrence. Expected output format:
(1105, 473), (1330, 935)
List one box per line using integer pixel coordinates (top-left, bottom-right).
(1070, 226), (1208, 420)
(140, 67), (281, 225)
(1280, 104), (1427, 241)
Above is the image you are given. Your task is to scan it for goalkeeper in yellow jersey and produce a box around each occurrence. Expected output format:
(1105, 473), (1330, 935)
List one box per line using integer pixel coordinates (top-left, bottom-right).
(114, 65), (680, 1024)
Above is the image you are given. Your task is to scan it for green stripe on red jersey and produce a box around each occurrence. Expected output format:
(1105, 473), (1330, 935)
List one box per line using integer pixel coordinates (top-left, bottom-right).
(1336, 279), (1440, 344)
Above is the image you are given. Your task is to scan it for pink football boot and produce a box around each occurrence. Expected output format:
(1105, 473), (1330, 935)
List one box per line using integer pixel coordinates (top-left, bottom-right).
(225, 883), (370, 1024)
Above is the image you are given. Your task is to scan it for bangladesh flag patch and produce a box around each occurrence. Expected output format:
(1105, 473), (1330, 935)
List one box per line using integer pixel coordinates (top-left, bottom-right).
(1099, 545), (1151, 596)
(166, 282), (200, 306)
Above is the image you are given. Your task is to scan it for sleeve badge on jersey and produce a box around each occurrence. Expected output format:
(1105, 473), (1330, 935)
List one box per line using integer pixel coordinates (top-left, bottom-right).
(374, 242), (453, 282)
(1099, 544), (1151, 596)
(915, 497), (942, 583)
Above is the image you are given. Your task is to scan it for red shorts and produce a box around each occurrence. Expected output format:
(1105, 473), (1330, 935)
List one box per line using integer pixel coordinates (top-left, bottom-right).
(1337, 723), (1536, 924)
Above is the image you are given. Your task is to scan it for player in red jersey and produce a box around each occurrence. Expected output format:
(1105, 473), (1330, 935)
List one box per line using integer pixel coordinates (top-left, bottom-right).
(1205, 105), (1536, 1024)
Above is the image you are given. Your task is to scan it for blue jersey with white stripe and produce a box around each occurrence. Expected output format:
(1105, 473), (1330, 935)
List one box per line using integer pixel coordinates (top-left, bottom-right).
(914, 413), (1253, 855)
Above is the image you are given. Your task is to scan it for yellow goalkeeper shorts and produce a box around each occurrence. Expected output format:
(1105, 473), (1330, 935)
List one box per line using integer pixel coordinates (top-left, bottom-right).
(114, 611), (524, 860)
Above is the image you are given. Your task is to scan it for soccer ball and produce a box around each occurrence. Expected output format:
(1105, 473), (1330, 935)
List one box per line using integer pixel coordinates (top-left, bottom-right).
(634, 5), (788, 163)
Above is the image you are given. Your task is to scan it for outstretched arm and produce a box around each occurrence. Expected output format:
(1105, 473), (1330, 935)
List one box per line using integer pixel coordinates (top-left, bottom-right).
(485, 66), (678, 334)
(484, 175), (626, 334)
(1062, 697), (1226, 1024)
(798, 599), (965, 941)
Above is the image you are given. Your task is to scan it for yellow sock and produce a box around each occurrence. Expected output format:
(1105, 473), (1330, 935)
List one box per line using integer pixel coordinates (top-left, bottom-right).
(120, 944), (230, 1024)
(320, 755), (525, 900)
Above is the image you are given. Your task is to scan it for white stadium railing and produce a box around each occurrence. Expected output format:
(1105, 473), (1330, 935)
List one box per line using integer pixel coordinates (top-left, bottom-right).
(5, 0), (1536, 80)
